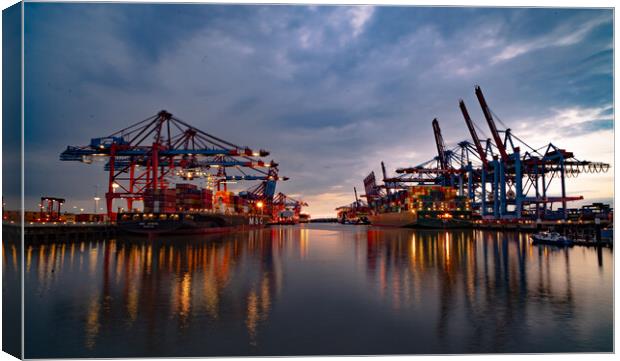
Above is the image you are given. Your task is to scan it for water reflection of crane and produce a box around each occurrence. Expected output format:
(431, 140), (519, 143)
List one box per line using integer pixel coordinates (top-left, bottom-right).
(27, 230), (289, 354)
(363, 229), (585, 352)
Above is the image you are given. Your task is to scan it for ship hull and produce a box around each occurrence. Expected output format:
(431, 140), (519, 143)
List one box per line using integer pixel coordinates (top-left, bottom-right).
(117, 213), (269, 236)
(415, 217), (472, 229)
(368, 212), (418, 227)
(368, 212), (471, 229)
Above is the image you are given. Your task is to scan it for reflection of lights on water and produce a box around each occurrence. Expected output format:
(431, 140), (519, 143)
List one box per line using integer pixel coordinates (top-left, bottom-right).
(10, 245), (18, 273)
(60, 244), (66, 272)
(70, 243), (76, 268)
(48, 244), (57, 276)
(180, 272), (192, 318)
(89, 246), (99, 276)
(444, 233), (452, 265)
(145, 245), (152, 274)
(84, 293), (101, 350)
(1, 242), (5, 270)
(260, 276), (271, 316)
(300, 229), (309, 259)
(203, 272), (219, 319)
(24, 230), (284, 350)
(392, 267), (401, 311)
(127, 283), (138, 323)
(26, 246), (33, 273)
(115, 248), (125, 284)
(18, 227), (610, 356)
(38, 245), (47, 283)
(168, 246), (174, 273)
(246, 291), (259, 346)
(410, 234), (417, 262)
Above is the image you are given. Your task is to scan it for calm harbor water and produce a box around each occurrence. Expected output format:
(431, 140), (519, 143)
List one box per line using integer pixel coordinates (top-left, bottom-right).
(8, 224), (614, 357)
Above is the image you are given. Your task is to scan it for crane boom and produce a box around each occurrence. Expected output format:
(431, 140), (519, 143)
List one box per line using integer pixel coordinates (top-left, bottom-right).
(475, 85), (509, 162)
(432, 118), (448, 170)
(381, 161), (388, 181)
(459, 100), (488, 167)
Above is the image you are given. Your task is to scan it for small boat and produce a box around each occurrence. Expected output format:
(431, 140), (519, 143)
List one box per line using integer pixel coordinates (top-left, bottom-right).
(530, 231), (573, 246)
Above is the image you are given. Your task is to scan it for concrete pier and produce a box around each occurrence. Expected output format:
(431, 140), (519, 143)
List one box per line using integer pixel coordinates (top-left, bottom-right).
(3, 223), (117, 244)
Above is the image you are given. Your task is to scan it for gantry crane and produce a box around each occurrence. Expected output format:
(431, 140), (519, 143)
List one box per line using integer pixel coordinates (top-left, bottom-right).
(60, 110), (288, 219)
(372, 86), (610, 221)
(458, 86), (610, 220)
(271, 192), (308, 222)
(383, 119), (463, 189)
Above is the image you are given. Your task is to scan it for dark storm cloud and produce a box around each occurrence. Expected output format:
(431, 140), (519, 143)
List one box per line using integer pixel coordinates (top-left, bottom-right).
(23, 4), (613, 215)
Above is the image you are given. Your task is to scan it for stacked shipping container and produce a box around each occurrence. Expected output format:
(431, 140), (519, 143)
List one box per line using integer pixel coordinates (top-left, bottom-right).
(369, 185), (470, 213)
(408, 185), (469, 212)
(201, 189), (213, 210)
(175, 183), (201, 211)
(140, 185), (256, 214)
(143, 188), (176, 213)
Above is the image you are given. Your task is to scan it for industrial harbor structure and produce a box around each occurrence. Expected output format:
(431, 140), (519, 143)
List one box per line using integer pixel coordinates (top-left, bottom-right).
(3, 4), (614, 359)
(346, 86), (612, 231)
(3, 90), (611, 235)
(54, 110), (307, 233)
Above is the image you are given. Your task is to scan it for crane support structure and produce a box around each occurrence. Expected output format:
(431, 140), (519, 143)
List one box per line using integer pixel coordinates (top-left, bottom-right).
(60, 110), (288, 219)
(374, 86), (610, 222)
(271, 192), (308, 221)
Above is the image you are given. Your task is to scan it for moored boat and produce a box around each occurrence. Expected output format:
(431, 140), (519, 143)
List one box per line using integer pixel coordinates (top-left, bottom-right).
(530, 231), (573, 246)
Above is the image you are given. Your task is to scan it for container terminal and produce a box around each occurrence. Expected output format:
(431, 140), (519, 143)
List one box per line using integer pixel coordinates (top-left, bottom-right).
(338, 86), (612, 241)
(3, 110), (308, 239)
(3, 87), (612, 241)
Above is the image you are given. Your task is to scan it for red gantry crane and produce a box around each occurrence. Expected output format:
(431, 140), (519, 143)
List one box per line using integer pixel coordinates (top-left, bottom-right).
(60, 110), (288, 220)
(271, 192), (308, 224)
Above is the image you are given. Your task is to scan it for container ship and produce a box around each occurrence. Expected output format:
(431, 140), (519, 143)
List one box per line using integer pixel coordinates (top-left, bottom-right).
(335, 187), (371, 225)
(117, 183), (269, 235)
(367, 185), (472, 228)
(335, 203), (370, 224)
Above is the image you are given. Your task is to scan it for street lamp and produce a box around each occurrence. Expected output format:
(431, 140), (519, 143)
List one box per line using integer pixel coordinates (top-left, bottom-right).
(94, 197), (101, 214)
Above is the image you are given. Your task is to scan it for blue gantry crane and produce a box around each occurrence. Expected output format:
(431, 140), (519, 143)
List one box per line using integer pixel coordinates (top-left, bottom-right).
(60, 110), (288, 219)
(376, 86), (610, 221)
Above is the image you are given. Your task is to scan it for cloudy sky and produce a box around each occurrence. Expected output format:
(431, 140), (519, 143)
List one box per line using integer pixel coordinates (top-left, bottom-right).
(21, 3), (613, 217)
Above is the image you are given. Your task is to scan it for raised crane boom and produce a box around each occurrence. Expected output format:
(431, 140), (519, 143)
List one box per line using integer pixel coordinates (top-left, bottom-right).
(475, 85), (509, 162)
(381, 161), (388, 181)
(432, 118), (448, 170)
(459, 100), (488, 167)
(60, 110), (287, 218)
